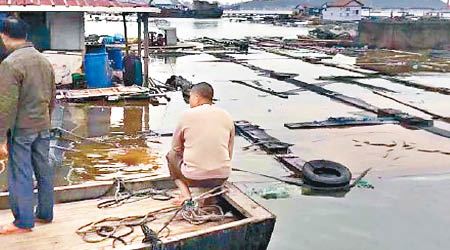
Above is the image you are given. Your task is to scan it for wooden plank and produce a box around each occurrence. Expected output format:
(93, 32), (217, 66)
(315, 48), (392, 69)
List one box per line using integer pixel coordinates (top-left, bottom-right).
(284, 117), (399, 129)
(422, 126), (450, 139)
(231, 80), (288, 99)
(57, 86), (149, 99)
(222, 182), (275, 220)
(0, 175), (173, 209)
(275, 154), (306, 175)
(235, 120), (293, 154)
(0, 197), (175, 249)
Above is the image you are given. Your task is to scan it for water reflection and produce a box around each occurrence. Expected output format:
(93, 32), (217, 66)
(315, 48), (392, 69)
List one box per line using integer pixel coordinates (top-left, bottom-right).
(151, 55), (179, 65)
(87, 106), (111, 137)
(0, 101), (166, 191)
(60, 102), (163, 185)
(123, 107), (144, 135)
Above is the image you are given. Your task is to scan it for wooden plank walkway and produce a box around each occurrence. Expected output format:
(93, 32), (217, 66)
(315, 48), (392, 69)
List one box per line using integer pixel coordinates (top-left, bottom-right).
(235, 120), (293, 154)
(284, 117), (399, 129)
(275, 154), (306, 175)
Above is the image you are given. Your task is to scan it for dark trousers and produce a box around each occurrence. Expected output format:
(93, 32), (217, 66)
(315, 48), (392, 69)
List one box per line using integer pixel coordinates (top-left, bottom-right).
(166, 150), (226, 188)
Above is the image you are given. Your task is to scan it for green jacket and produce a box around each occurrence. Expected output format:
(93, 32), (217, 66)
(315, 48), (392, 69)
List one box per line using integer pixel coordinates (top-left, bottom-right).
(0, 43), (55, 143)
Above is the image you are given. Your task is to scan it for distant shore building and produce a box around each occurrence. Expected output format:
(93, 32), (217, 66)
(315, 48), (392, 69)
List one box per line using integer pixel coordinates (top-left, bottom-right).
(322, 0), (364, 21)
(293, 4), (322, 17)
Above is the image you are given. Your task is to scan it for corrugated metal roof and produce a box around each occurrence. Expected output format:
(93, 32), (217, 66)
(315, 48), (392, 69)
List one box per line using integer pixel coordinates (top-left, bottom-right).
(0, 0), (160, 13)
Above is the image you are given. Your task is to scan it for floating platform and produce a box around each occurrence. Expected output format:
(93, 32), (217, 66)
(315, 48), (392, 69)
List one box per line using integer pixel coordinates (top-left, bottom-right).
(275, 154), (306, 175)
(56, 86), (167, 102)
(377, 108), (434, 127)
(128, 43), (197, 51)
(284, 117), (399, 129)
(235, 120), (293, 154)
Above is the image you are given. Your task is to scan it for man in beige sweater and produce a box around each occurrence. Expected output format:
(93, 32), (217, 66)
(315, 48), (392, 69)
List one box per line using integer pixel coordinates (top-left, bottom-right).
(167, 82), (234, 205)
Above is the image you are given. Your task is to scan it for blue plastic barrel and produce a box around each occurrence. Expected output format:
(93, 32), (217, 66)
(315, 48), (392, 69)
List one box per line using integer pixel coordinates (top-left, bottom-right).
(134, 59), (143, 86)
(102, 36), (115, 45)
(107, 48), (124, 70)
(113, 33), (125, 43)
(84, 53), (112, 88)
(124, 54), (143, 86)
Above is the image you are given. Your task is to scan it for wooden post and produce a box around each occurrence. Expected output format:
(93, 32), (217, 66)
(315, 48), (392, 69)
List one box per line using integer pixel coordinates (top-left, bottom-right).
(144, 104), (149, 131)
(143, 13), (150, 87)
(137, 14), (142, 59)
(122, 13), (129, 56)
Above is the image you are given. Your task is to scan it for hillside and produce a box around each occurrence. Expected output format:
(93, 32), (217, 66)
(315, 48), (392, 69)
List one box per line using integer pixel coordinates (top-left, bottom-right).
(229, 0), (447, 10)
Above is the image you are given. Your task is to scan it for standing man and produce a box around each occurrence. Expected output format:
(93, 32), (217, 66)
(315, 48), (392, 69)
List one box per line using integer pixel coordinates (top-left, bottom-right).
(167, 82), (234, 205)
(0, 17), (55, 234)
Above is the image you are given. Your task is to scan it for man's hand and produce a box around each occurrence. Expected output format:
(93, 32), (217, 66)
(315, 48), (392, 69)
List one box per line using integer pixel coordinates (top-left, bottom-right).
(0, 143), (8, 159)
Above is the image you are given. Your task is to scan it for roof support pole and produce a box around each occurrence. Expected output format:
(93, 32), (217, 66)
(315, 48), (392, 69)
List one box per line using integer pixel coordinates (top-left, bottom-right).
(122, 12), (129, 56)
(137, 14), (142, 59)
(143, 13), (150, 87)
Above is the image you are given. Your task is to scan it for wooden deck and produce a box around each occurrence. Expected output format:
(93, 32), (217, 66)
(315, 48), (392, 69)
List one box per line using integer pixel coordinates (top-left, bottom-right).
(0, 189), (233, 249)
(0, 180), (276, 250)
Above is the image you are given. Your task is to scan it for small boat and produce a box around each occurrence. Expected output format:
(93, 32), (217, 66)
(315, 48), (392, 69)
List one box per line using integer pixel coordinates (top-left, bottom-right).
(0, 176), (276, 249)
(284, 117), (399, 129)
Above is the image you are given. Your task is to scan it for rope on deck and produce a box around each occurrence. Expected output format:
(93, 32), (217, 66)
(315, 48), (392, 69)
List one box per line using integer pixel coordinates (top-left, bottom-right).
(76, 186), (232, 248)
(156, 186), (232, 235)
(76, 206), (177, 248)
(97, 178), (174, 209)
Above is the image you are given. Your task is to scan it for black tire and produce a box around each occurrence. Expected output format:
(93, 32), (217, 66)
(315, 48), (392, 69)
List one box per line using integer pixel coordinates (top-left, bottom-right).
(302, 160), (352, 187)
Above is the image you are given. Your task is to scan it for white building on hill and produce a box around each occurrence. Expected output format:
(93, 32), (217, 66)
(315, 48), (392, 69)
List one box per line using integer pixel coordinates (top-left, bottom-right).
(322, 0), (364, 21)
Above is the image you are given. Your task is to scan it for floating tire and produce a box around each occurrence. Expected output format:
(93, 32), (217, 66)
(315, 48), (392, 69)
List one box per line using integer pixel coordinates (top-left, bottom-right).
(302, 160), (352, 187)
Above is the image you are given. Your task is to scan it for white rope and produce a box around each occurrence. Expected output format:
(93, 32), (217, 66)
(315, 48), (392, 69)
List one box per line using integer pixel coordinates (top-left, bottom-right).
(180, 204), (233, 225)
(179, 186), (233, 225)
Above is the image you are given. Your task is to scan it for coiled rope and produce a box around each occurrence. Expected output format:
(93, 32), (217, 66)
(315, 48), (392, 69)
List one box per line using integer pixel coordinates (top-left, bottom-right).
(76, 206), (177, 248)
(77, 185), (232, 248)
(97, 178), (174, 209)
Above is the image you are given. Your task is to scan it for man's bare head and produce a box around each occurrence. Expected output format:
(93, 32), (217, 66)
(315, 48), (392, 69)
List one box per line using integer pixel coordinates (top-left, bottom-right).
(189, 82), (214, 108)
